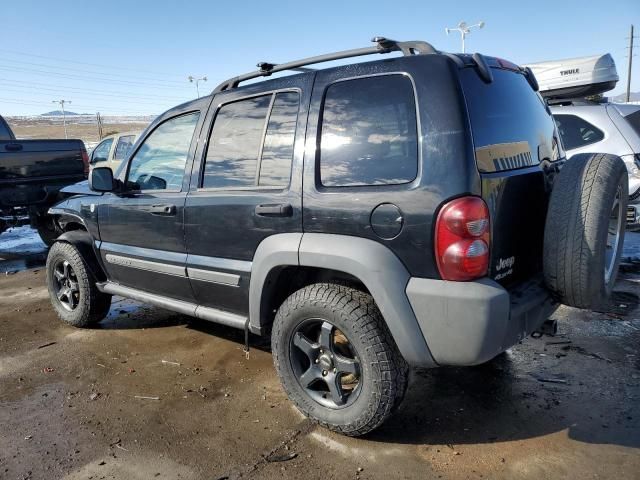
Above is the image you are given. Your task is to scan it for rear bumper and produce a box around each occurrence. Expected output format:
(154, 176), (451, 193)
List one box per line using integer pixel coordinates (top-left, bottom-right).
(406, 276), (557, 366)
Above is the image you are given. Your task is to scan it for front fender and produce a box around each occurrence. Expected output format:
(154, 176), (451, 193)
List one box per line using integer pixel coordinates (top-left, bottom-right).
(55, 230), (106, 282)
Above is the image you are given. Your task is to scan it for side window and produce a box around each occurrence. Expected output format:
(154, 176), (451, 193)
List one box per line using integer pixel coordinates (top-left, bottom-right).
(259, 92), (299, 186)
(91, 138), (113, 163)
(319, 75), (418, 187)
(113, 135), (136, 161)
(202, 91), (300, 189)
(126, 112), (199, 191)
(553, 114), (604, 151)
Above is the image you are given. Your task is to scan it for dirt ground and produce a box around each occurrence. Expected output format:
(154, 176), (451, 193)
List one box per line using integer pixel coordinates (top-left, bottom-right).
(0, 228), (639, 480)
(5, 117), (151, 147)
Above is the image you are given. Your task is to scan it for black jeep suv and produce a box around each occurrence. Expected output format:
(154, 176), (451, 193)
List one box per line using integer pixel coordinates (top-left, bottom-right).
(46, 38), (628, 436)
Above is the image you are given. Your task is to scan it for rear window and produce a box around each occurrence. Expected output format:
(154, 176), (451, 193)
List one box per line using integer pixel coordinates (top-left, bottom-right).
(319, 75), (418, 187)
(114, 135), (136, 161)
(624, 109), (640, 137)
(461, 68), (558, 172)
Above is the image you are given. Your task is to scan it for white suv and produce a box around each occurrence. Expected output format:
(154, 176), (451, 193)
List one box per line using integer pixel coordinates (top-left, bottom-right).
(551, 102), (640, 228)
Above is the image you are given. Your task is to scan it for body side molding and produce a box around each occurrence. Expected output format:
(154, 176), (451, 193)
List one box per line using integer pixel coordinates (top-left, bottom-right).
(186, 267), (241, 286)
(105, 253), (186, 277)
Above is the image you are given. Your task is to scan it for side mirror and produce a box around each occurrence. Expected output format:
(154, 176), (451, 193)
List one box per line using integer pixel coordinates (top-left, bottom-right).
(89, 167), (114, 192)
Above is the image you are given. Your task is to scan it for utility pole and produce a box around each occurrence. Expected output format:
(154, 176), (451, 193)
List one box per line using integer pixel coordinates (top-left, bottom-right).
(96, 112), (104, 140)
(445, 21), (485, 53)
(52, 99), (71, 139)
(188, 76), (207, 98)
(626, 24), (637, 103)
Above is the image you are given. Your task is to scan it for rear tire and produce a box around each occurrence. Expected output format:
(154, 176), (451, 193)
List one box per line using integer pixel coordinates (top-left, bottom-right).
(543, 153), (628, 309)
(271, 283), (408, 437)
(46, 242), (112, 327)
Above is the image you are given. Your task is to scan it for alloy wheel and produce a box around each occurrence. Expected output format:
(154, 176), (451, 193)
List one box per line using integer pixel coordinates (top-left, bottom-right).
(289, 319), (361, 409)
(52, 260), (80, 311)
(605, 185), (623, 285)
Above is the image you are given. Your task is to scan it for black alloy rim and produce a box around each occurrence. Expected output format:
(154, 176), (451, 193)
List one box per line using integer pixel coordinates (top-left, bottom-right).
(288, 318), (362, 409)
(52, 260), (80, 311)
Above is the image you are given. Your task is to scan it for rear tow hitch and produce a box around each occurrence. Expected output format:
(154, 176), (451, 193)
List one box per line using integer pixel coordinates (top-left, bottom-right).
(531, 319), (558, 338)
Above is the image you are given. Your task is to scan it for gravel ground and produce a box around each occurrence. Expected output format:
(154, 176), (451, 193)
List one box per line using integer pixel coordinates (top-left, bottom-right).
(0, 229), (638, 480)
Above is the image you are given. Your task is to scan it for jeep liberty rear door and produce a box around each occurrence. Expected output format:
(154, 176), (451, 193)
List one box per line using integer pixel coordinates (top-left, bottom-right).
(183, 74), (312, 316)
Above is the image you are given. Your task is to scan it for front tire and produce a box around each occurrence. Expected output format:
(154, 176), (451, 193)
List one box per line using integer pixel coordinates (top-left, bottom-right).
(271, 283), (408, 437)
(46, 242), (112, 327)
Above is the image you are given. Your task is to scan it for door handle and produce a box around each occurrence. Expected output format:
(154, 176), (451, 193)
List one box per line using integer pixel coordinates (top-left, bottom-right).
(4, 143), (23, 151)
(149, 204), (176, 215)
(255, 203), (293, 217)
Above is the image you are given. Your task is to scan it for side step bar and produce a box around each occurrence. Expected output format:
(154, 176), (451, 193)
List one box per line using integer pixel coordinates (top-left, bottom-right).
(97, 281), (249, 331)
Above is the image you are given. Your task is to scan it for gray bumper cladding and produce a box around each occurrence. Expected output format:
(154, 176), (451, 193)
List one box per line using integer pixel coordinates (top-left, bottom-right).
(406, 277), (554, 366)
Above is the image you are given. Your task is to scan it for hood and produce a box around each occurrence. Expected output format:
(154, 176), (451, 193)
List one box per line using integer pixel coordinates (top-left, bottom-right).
(60, 180), (102, 196)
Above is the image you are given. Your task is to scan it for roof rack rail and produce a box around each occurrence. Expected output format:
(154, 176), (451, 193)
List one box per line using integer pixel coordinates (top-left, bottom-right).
(212, 36), (439, 93)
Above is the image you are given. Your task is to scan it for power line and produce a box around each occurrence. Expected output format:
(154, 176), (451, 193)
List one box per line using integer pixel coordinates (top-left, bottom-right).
(0, 97), (157, 115)
(0, 84), (184, 106)
(0, 56), (189, 86)
(0, 48), (188, 80)
(0, 64), (195, 90)
(0, 77), (189, 101)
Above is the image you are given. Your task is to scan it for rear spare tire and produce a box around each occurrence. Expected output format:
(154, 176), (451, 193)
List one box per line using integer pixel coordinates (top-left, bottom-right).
(543, 153), (628, 310)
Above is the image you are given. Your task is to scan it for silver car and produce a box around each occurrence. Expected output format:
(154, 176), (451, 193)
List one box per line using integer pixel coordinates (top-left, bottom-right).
(551, 102), (640, 228)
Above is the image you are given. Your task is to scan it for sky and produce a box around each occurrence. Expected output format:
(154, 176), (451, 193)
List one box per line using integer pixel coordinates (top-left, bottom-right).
(0, 0), (638, 116)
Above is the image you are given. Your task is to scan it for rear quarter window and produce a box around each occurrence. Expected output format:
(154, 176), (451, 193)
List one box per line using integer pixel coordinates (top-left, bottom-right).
(318, 75), (418, 187)
(461, 68), (558, 172)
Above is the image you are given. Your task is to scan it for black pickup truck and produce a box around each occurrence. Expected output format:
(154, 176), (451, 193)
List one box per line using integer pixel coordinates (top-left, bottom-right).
(0, 115), (89, 245)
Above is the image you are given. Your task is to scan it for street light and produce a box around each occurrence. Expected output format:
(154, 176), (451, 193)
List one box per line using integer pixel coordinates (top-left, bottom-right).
(52, 99), (71, 139)
(445, 21), (485, 53)
(188, 76), (208, 98)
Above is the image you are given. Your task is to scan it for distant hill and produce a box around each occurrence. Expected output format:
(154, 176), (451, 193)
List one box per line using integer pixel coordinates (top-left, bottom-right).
(41, 110), (83, 116)
(610, 91), (640, 102)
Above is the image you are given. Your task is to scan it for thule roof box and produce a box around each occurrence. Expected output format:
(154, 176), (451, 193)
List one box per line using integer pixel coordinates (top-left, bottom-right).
(523, 54), (618, 100)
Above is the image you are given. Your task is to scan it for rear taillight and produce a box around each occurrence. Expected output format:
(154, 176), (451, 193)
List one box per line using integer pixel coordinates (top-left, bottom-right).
(81, 149), (90, 176)
(435, 196), (490, 281)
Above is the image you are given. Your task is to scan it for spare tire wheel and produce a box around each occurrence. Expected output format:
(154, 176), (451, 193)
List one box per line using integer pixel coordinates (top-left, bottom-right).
(543, 153), (628, 310)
